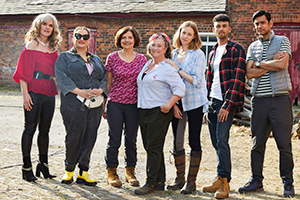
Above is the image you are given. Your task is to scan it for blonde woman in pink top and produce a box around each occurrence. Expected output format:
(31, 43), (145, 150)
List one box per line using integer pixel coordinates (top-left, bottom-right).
(104, 26), (147, 187)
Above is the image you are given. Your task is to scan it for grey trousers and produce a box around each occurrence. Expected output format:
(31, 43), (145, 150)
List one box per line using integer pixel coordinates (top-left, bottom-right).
(251, 95), (294, 183)
(105, 101), (139, 168)
(61, 105), (103, 172)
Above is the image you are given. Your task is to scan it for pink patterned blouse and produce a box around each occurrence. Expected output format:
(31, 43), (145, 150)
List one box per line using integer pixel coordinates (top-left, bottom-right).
(105, 51), (147, 104)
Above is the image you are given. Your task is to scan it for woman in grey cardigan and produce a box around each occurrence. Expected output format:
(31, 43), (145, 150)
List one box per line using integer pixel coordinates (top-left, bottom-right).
(55, 27), (107, 186)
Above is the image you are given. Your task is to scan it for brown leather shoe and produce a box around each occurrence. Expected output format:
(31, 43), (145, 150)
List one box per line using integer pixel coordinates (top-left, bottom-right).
(125, 167), (139, 186)
(215, 177), (230, 199)
(107, 167), (122, 187)
(203, 176), (221, 193)
(134, 184), (154, 195)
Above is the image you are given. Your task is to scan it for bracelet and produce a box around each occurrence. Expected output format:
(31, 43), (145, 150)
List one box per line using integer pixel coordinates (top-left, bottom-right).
(177, 68), (181, 73)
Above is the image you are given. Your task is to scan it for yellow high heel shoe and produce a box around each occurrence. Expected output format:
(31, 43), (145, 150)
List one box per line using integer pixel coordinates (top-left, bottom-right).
(61, 170), (74, 184)
(76, 169), (97, 186)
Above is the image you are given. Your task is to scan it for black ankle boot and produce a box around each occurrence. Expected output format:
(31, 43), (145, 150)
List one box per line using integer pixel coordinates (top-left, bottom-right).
(22, 167), (37, 182)
(36, 154), (56, 179)
(36, 162), (56, 179)
(22, 156), (37, 182)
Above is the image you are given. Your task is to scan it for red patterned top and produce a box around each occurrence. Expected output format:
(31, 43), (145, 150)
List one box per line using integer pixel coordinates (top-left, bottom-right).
(13, 47), (58, 96)
(105, 51), (147, 104)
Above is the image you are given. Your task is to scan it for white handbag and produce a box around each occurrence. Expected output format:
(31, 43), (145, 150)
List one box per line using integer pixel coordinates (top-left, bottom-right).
(77, 95), (103, 108)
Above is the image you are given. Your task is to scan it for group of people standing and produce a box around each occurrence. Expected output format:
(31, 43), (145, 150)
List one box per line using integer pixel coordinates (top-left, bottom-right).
(12, 9), (295, 199)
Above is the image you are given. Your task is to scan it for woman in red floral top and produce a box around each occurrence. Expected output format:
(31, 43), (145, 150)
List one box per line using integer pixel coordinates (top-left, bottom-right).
(104, 26), (147, 187)
(13, 13), (62, 182)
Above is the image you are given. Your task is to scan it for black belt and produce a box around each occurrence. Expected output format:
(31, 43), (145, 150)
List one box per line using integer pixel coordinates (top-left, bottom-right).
(254, 93), (289, 98)
(33, 71), (53, 80)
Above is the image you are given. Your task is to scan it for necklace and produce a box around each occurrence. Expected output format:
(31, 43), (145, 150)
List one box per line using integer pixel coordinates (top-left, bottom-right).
(37, 38), (48, 47)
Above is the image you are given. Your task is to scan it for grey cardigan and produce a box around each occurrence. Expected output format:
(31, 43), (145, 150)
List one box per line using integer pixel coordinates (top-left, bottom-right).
(55, 49), (107, 111)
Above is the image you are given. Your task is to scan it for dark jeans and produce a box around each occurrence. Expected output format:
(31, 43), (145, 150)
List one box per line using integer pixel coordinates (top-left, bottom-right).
(251, 95), (294, 183)
(172, 100), (204, 152)
(105, 101), (139, 168)
(139, 107), (173, 184)
(207, 98), (235, 182)
(61, 105), (102, 172)
(22, 92), (55, 158)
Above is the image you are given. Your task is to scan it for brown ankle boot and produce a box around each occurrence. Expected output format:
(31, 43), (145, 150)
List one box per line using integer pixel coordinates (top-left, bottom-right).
(167, 149), (186, 190)
(203, 176), (221, 193)
(125, 167), (139, 186)
(107, 167), (122, 187)
(215, 177), (230, 199)
(180, 151), (201, 194)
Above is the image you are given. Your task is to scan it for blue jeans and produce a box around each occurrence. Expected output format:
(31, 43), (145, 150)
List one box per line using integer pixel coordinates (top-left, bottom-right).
(207, 98), (235, 182)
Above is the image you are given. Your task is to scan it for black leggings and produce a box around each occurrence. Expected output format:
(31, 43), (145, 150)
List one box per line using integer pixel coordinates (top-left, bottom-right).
(172, 100), (204, 152)
(21, 92), (55, 157)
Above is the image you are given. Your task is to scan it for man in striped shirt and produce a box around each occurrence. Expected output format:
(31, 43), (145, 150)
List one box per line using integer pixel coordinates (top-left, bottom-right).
(239, 10), (295, 198)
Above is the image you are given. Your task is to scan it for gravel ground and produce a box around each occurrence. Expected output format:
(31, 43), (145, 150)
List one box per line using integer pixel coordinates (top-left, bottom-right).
(0, 92), (299, 200)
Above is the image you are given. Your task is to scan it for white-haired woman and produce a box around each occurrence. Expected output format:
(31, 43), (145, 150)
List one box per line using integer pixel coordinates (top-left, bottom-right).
(13, 13), (62, 182)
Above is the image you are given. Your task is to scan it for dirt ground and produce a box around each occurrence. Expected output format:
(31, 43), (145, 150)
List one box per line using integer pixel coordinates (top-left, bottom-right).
(0, 91), (300, 200)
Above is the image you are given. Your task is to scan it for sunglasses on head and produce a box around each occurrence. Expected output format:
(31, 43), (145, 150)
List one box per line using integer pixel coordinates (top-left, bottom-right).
(149, 33), (170, 42)
(74, 33), (90, 40)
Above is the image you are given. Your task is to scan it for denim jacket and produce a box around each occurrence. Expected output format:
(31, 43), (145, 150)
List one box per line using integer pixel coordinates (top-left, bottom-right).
(55, 49), (107, 111)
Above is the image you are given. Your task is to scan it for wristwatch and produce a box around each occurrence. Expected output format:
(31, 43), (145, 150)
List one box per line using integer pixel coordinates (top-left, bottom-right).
(255, 61), (260, 68)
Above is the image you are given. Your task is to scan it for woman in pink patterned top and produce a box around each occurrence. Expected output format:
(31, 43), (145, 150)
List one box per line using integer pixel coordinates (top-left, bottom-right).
(104, 26), (147, 187)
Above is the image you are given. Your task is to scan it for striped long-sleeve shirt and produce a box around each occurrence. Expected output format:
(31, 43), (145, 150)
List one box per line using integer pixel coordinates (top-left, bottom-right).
(207, 39), (246, 112)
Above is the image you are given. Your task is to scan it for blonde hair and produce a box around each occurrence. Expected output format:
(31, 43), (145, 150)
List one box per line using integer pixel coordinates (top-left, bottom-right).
(25, 13), (62, 50)
(173, 21), (202, 50)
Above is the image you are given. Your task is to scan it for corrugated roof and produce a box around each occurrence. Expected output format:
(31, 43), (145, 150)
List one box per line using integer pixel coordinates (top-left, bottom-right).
(0, 0), (226, 15)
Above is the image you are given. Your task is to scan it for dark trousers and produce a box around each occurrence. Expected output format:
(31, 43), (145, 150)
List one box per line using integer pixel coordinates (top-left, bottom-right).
(251, 95), (294, 183)
(172, 100), (204, 152)
(139, 107), (173, 184)
(207, 98), (235, 182)
(22, 92), (55, 160)
(61, 105), (102, 172)
(105, 101), (139, 168)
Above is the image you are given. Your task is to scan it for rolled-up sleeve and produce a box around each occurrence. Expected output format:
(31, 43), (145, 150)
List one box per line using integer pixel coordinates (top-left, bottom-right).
(55, 53), (78, 96)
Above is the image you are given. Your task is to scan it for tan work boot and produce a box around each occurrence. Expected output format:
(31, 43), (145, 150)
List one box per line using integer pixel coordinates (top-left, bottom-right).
(107, 167), (122, 187)
(125, 167), (139, 186)
(203, 176), (221, 193)
(215, 177), (230, 199)
(167, 149), (186, 191)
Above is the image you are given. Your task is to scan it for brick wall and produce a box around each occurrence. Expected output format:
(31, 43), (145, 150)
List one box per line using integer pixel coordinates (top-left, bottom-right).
(1, 0), (299, 87)
(227, 0), (300, 48)
(0, 19), (31, 87)
(0, 15), (214, 87)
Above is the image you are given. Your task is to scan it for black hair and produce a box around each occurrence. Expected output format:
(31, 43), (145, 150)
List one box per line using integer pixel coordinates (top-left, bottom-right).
(213, 14), (231, 24)
(252, 10), (271, 22)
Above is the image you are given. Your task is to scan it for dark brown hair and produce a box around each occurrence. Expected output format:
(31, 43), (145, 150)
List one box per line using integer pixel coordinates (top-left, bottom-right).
(114, 26), (141, 48)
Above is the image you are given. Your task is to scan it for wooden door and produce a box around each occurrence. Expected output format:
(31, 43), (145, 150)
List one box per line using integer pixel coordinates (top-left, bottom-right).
(273, 24), (300, 104)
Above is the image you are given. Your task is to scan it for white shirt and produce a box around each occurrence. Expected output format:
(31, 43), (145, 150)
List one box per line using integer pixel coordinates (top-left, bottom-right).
(210, 44), (226, 100)
(137, 60), (186, 109)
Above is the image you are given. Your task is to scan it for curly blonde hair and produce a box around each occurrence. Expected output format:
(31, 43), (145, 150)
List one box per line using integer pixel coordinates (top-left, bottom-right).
(25, 13), (62, 50)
